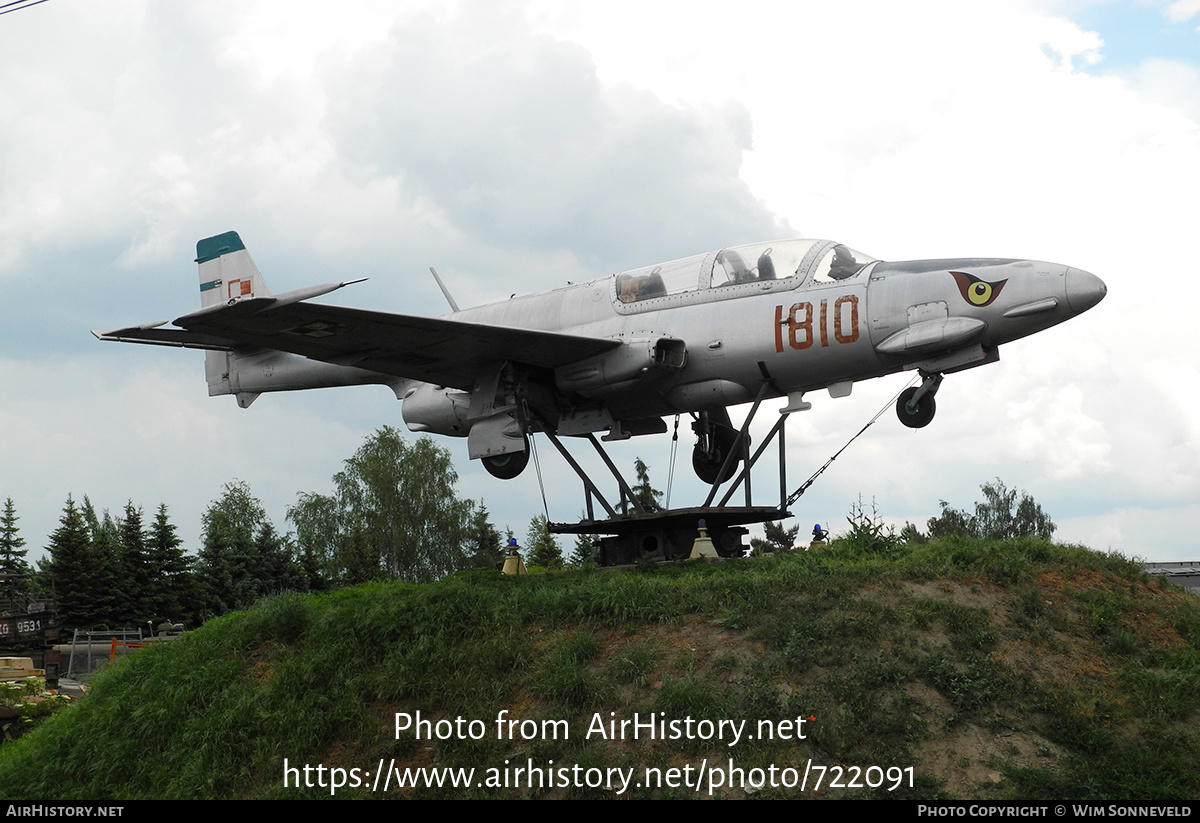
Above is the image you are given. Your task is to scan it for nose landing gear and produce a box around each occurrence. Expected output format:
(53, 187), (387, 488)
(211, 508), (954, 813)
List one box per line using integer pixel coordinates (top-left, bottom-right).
(896, 372), (943, 429)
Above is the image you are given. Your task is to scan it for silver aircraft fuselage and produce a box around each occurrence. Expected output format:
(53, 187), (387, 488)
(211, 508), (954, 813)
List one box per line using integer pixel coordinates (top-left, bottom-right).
(95, 233), (1106, 481)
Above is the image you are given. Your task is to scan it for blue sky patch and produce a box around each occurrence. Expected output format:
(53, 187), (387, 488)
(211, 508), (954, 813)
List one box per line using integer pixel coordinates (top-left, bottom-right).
(1073, 1), (1198, 71)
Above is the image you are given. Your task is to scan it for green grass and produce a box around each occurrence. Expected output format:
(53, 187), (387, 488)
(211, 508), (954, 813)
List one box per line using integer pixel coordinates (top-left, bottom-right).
(1, 538), (1196, 799)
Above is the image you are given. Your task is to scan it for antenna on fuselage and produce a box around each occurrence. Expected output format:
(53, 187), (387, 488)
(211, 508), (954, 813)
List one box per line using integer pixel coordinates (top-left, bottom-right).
(429, 267), (460, 312)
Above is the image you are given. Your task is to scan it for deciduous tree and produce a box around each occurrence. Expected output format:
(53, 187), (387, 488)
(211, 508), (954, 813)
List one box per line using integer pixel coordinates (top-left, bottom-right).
(198, 480), (275, 614)
(926, 479), (1056, 541)
(289, 427), (473, 584)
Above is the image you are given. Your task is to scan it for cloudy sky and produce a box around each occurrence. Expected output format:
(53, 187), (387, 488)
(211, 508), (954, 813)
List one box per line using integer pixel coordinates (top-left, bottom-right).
(1, 0), (1197, 564)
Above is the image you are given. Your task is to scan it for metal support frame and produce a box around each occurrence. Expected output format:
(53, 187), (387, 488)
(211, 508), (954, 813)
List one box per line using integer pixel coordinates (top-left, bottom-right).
(585, 434), (647, 516)
(702, 380), (773, 508)
(538, 367), (904, 561)
(539, 430), (620, 519)
(717, 413), (788, 510)
(540, 429), (651, 520)
(539, 378), (801, 549)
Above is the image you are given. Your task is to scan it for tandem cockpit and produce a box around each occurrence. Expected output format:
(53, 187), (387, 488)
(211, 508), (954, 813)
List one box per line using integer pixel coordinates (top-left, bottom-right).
(613, 239), (877, 308)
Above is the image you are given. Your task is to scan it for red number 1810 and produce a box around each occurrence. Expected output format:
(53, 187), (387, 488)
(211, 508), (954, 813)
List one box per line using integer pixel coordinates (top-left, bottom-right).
(774, 295), (859, 352)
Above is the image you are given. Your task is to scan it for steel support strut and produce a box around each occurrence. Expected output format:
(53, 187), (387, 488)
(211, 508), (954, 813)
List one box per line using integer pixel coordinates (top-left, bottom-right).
(718, 413), (788, 509)
(702, 380), (773, 508)
(585, 433), (647, 515)
(539, 430), (620, 519)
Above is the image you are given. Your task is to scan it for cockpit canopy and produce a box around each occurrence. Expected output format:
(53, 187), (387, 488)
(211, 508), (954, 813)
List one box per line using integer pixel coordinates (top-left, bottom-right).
(615, 239), (876, 305)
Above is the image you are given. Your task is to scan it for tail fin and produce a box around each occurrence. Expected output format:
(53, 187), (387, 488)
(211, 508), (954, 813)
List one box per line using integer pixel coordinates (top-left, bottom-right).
(196, 231), (269, 406)
(192, 231), (391, 409)
(195, 231), (271, 309)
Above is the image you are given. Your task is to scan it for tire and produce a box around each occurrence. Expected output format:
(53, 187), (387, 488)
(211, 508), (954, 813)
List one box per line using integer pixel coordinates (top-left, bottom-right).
(482, 443), (530, 479)
(896, 387), (936, 429)
(692, 424), (743, 484)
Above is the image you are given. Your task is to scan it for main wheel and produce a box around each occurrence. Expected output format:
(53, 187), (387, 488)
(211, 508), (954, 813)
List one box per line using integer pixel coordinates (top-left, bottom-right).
(482, 444), (530, 479)
(896, 387), (936, 428)
(692, 424), (743, 485)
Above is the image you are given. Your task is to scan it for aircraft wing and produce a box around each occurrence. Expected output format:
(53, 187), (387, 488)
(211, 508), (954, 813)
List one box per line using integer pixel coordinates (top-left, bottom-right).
(93, 322), (243, 351)
(101, 300), (622, 391)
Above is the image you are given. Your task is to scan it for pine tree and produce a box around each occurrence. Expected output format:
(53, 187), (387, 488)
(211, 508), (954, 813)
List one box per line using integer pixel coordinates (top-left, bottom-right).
(118, 501), (151, 624)
(91, 511), (126, 625)
(631, 458), (664, 513)
(80, 496), (101, 538)
(254, 522), (306, 596)
(525, 515), (562, 568)
(46, 497), (116, 630)
(750, 520), (800, 554)
(146, 504), (197, 625)
(338, 524), (380, 586)
(74, 497), (124, 623)
(466, 502), (503, 570)
(0, 498), (30, 605)
(570, 531), (600, 566)
(94, 508), (132, 623)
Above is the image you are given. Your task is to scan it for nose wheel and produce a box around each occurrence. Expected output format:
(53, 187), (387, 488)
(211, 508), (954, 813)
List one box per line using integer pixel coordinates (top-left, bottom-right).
(896, 373), (942, 429)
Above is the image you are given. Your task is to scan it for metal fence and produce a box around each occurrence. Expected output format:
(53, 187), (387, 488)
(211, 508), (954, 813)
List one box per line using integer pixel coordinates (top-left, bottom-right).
(64, 629), (144, 678)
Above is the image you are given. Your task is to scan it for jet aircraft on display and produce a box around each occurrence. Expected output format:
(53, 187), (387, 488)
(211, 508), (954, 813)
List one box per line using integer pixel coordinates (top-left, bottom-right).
(96, 231), (1106, 487)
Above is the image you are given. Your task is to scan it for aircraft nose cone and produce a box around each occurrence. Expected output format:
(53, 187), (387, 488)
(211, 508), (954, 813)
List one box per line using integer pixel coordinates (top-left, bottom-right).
(1065, 267), (1107, 315)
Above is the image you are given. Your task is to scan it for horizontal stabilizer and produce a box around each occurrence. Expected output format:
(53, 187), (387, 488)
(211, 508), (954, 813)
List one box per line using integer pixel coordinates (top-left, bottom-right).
(179, 278), (368, 323)
(92, 324), (237, 351)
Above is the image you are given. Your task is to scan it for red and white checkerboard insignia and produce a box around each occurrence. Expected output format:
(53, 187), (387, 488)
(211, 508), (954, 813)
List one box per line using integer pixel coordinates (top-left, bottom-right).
(227, 279), (253, 300)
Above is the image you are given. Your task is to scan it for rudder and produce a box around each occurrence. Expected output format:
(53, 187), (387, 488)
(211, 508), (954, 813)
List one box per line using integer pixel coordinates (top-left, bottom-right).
(195, 231), (272, 309)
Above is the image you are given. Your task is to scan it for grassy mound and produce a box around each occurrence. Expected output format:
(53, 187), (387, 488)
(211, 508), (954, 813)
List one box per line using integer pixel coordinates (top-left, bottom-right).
(1, 538), (1197, 799)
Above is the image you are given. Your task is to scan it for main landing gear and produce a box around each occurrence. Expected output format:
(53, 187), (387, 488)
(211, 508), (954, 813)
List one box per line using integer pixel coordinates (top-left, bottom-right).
(481, 437), (531, 479)
(538, 380), (792, 566)
(692, 408), (745, 485)
(896, 372), (943, 429)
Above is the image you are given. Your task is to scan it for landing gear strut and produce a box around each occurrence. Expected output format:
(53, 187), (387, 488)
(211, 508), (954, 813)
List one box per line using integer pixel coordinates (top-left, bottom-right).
(896, 372), (943, 429)
(691, 409), (744, 485)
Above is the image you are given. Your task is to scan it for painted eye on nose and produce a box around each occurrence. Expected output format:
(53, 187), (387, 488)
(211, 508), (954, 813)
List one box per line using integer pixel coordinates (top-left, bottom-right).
(951, 271), (1007, 308)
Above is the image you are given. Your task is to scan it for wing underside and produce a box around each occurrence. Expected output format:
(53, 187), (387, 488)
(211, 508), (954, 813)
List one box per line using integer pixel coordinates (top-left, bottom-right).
(96, 301), (621, 391)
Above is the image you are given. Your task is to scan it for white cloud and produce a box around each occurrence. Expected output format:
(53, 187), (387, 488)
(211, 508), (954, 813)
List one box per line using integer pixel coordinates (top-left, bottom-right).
(1165, 0), (1200, 24)
(1, 0), (1198, 563)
